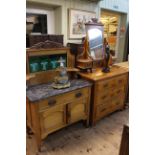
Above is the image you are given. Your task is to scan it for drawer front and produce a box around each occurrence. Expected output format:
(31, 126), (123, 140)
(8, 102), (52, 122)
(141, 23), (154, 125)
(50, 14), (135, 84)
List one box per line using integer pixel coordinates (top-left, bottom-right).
(96, 97), (124, 121)
(38, 96), (61, 111)
(96, 102), (111, 119)
(96, 87), (125, 106)
(65, 87), (89, 102)
(110, 87), (125, 99)
(115, 75), (127, 87)
(96, 74), (127, 92)
(96, 95), (110, 107)
(96, 79), (115, 92)
(38, 87), (89, 111)
(111, 96), (124, 108)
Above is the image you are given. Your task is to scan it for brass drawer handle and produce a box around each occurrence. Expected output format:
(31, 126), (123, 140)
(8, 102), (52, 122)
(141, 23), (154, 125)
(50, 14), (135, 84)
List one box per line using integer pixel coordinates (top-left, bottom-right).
(102, 95), (107, 100)
(111, 93), (115, 97)
(75, 92), (82, 98)
(111, 83), (116, 87)
(103, 83), (108, 88)
(101, 108), (106, 112)
(116, 102), (120, 105)
(48, 99), (56, 106)
(118, 79), (123, 83)
(117, 90), (121, 94)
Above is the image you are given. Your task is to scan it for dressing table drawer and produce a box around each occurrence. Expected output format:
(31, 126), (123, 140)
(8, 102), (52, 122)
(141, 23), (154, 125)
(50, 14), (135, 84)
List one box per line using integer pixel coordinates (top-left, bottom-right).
(96, 102), (110, 119)
(96, 79), (115, 91)
(96, 87), (124, 105)
(115, 75), (127, 86)
(111, 96), (124, 108)
(110, 88), (125, 99)
(96, 74), (127, 92)
(96, 93), (110, 106)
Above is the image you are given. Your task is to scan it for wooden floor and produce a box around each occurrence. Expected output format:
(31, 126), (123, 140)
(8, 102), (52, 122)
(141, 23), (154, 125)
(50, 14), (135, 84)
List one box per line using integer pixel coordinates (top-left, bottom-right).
(27, 108), (129, 155)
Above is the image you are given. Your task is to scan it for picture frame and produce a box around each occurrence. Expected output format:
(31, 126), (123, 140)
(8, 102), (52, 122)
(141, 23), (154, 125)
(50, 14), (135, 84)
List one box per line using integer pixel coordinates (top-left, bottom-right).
(68, 9), (96, 39)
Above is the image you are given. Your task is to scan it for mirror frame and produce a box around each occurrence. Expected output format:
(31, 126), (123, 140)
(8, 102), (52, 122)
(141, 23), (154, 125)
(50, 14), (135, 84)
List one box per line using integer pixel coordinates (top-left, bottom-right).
(85, 22), (104, 61)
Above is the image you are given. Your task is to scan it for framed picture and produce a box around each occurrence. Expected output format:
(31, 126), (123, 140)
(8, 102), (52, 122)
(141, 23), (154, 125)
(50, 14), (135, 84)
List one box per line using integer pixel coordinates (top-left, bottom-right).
(68, 9), (96, 39)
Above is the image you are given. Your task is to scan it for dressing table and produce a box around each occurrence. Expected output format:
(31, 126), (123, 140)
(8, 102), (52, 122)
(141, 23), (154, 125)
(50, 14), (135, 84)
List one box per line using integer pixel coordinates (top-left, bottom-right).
(78, 66), (128, 125)
(75, 19), (129, 125)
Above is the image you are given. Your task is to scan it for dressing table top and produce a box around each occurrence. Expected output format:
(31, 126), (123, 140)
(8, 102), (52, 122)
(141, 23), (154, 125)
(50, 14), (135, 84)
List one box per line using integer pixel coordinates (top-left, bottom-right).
(78, 66), (128, 82)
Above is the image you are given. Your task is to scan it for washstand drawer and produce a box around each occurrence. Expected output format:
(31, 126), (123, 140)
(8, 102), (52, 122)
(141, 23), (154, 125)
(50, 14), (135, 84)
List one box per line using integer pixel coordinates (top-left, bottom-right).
(65, 87), (89, 102)
(38, 87), (89, 111)
(38, 96), (62, 111)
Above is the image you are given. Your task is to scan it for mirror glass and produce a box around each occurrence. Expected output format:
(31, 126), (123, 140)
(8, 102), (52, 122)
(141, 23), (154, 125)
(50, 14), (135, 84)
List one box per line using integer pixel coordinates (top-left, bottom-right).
(87, 27), (104, 60)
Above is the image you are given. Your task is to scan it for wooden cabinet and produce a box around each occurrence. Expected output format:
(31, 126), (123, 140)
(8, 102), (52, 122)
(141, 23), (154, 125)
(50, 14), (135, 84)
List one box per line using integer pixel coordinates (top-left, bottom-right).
(78, 66), (129, 125)
(26, 82), (91, 151)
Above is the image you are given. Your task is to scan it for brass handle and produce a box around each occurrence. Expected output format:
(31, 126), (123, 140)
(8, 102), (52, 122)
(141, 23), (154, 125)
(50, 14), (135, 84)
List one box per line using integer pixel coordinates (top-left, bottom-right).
(103, 83), (108, 88)
(117, 90), (121, 94)
(48, 99), (56, 106)
(116, 102), (120, 105)
(75, 92), (82, 98)
(112, 84), (116, 87)
(111, 93), (115, 97)
(118, 79), (123, 83)
(101, 108), (106, 112)
(102, 95), (107, 100)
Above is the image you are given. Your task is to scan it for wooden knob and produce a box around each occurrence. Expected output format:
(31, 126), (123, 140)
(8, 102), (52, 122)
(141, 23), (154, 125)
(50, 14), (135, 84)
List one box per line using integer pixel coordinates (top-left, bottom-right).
(103, 83), (108, 88)
(75, 92), (82, 98)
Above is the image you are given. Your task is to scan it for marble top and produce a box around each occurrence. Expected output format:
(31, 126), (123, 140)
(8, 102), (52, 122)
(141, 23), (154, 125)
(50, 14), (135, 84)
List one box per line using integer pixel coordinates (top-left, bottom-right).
(26, 79), (92, 102)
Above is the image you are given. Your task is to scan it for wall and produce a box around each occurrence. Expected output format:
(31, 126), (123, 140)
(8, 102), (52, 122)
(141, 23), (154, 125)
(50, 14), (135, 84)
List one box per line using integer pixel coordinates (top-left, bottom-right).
(54, 6), (62, 34)
(99, 0), (129, 14)
(27, 0), (99, 44)
(26, 0), (129, 62)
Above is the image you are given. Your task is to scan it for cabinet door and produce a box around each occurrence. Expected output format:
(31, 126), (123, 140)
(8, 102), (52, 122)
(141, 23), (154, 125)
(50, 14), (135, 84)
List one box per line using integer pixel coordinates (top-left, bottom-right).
(67, 98), (88, 124)
(39, 104), (66, 139)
